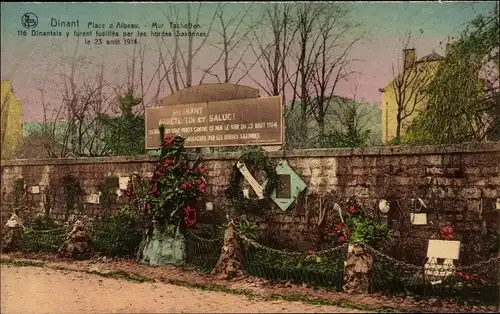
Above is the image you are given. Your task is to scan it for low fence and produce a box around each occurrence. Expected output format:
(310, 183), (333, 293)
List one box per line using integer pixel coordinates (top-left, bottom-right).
(10, 227), (500, 306)
(186, 232), (500, 306)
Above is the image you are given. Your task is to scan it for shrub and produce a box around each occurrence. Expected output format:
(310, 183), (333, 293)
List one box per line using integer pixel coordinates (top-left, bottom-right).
(21, 228), (66, 253)
(31, 215), (59, 231)
(93, 207), (142, 257)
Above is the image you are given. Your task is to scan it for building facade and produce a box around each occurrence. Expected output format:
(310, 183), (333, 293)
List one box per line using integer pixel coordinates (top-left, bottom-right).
(1, 81), (23, 160)
(379, 47), (448, 143)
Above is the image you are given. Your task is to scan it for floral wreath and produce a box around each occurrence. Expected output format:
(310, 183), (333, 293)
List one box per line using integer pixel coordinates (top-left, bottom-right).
(225, 147), (278, 216)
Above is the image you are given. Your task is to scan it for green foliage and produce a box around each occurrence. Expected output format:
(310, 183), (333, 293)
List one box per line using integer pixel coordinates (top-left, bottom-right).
(322, 101), (373, 148)
(346, 216), (393, 248)
(93, 207), (143, 257)
(21, 228), (66, 253)
(99, 88), (145, 156)
(325, 127), (372, 148)
(326, 199), (393, 249)
(145, 129), (206, 228)
(31, 215), (59, 231)
(220, 219), (260, 241)
(61, 175), (83, 219)
(245, 249), (344, 289)
(13, 178), (25, 207)
(97, 176), (119, 211)
(225, 147), (278, 216)
(406, 8), (499, 144)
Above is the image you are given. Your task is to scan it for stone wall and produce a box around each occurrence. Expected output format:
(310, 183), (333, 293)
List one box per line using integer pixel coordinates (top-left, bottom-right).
(1, 143), (499, 263)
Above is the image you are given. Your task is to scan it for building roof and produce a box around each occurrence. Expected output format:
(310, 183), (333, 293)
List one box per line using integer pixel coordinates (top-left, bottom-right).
(379, 51), (445, 92)
(417, 51), (444, 63)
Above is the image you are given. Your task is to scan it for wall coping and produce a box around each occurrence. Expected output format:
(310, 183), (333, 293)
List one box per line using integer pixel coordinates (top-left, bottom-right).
(1, 142), (499, 167)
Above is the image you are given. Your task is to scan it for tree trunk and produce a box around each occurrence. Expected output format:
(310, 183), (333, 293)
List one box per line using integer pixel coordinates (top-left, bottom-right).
(342, 243), (373, 294)
(211, 220), (246, 280)
(396, 111), (402, 142)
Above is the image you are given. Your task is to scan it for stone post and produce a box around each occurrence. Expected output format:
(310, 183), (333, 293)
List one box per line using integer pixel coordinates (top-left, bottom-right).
(342, 243), (374, 294)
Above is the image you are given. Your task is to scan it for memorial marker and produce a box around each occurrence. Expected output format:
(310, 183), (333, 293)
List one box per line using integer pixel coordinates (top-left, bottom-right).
(145, 96), (283, 149)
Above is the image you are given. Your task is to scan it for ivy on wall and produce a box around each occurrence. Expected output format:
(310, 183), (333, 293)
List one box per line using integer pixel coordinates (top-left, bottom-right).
(97, 176), (119, 211)
(61, 175), (83, 220)
(13, 178), (25, 208)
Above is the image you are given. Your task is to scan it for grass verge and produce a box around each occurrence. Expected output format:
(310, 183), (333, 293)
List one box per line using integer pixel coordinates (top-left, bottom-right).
(0, 257), (399, 313)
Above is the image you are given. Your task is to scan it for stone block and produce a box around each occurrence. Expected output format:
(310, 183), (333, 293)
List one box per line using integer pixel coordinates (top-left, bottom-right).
(425, 167), (444, 175)
(460, 188), (481, 199)
(425, 155), (442, 166)
(464, 167), (481, 175)
(482, 166), (499, 175)
(482, 188), (498, 198)
(488, 176), (500, 186)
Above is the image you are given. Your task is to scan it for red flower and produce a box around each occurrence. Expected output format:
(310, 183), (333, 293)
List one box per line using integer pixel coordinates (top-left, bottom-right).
(186, 182), (193, 189)
(183, 206), (197, 227)
(339, 236), (346, 242)
(185, 169), (191, 174)
(307, 250), (313, 255)
(197, 182), (206, 192)
(335, 223), (343, 231)
(163, 136), (174, 146)
(148, 186), (159, 196)
(440, 225), (455, 240)
(180, 183), (188, 189)
(162, 159), (174, 167)
(463, 274), (470, 281)
(194, 179), (202, 185)
(198, 167), (205, 174)
(348, 206), (356, 214)
(148, 176), (157, 183)
(145, 202), (151, 210)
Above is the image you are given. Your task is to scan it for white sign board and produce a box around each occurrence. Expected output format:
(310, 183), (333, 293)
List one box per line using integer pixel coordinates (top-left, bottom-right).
(424, 239), (461, 279)
(119, 176), (130, 190)
(410, 213), (427, 225)
(29, 186), (40, 194)
(85, 194), (100, 204)
(426, 240), (460, 260)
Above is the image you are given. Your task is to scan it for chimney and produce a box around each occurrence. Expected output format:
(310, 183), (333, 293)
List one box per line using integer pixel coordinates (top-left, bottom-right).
(403, 48), (416, 70)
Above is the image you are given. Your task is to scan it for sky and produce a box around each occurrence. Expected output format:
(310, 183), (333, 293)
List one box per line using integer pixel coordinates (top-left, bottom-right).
(0, 1), (497, 123)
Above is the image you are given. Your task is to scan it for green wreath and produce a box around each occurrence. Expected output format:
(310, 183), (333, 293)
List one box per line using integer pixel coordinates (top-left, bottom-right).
(225, 147), (278, 216)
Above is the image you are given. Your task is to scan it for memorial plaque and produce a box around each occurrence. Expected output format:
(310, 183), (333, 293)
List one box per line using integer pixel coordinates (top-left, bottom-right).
(145, 96), (283, 149)
(276, 174), (292, 199)
(264, 160), (307, 212)
(410, 213), (427, 225)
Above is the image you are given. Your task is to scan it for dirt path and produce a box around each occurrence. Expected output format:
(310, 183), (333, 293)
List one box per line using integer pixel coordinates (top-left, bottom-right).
(1, 265), (368, 314)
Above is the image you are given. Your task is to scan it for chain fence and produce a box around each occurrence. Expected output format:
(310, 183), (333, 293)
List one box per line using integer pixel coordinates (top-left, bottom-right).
(184, 231), (224, 273)
(10, 226), (500, 305)
(20, 227), (66, 253)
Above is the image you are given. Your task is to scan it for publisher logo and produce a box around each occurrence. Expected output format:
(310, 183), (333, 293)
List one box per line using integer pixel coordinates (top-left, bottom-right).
(21, 13), (38, 29)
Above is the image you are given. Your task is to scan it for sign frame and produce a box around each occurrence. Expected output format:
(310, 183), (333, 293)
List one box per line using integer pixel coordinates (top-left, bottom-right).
(145, 96), (284, 149)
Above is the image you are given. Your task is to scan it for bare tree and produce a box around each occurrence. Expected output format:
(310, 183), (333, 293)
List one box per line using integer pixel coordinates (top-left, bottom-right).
(246, 3), (363, 148)
(308, 6), (363, 145)
(390, 32), (434, 142)
(160, 3), (220, 93)
(121, 42), (169, 113)
(247, 3), (297, 99)
(199, 3), (255, 84)
(285, 3), (363, 147)
(24, 40), (116, 158)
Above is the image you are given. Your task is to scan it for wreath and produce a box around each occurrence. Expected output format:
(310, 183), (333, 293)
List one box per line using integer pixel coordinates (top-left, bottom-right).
(225, 147), (278, 216)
